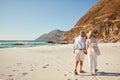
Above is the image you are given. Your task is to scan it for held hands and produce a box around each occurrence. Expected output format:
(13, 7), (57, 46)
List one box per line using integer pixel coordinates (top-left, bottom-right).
(83, 49), (87, 55)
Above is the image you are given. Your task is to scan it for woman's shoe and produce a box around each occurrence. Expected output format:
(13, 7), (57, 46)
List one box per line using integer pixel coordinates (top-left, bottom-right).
(95, 69), (98, 73)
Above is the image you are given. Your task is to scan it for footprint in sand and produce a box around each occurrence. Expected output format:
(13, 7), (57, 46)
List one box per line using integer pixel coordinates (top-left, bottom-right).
(8, 74), (14, 77)
(7, 75), (14, 80)
(16, 63), (22, 66)
(42, 64), (50, 68)
(22, 72), (28, 76)
(46, 64), (49, 66)
(57, 69), (60, 71)
(30, 69), (34, 71)
(1, 74), (5, 76)
(69, 71), (72, 74)
(12, 70), (18, 72)
(105, 63), (109, 65)
(29, 64), (33, 66)
(42, 66), (47, 68)
(0, 74), (5, 78)
(6, 66), (11, 69)
(117, 64), (120, 66)
(64, 74), (67, 76)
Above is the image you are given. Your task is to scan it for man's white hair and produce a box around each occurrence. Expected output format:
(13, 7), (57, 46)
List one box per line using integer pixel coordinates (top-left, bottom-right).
(80, 31), (85, 35)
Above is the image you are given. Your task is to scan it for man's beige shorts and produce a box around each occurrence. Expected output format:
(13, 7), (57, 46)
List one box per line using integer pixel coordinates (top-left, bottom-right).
(75, 50), (84, 61)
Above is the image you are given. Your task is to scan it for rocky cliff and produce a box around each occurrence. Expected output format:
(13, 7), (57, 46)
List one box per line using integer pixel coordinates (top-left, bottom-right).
(60, 0), (120, 43)
(36, 29), (66, 40)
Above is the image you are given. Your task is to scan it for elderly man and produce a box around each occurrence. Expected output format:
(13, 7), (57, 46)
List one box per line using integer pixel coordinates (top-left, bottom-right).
(73, 31), (87, 75)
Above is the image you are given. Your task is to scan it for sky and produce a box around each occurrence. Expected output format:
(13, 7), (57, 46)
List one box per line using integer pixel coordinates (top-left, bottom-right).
(0, 0), (99, 40)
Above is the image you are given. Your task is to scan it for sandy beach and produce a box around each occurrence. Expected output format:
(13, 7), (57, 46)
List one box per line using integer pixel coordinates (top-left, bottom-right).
(0, 43), (120, 80)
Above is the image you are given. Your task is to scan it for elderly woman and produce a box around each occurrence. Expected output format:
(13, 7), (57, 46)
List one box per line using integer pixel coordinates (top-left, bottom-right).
(86, 30), (101, 75)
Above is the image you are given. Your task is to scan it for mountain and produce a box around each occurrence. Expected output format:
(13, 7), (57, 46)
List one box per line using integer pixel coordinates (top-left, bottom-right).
(60, 0), (120, 43)
(36, 29), (66, 40)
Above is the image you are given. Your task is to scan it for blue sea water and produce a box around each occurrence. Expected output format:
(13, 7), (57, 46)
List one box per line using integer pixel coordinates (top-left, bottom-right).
(0, 40), (51, 48)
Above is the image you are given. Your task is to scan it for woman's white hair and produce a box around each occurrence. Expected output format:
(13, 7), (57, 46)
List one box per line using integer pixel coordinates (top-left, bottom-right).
(87, 31), (93, 39)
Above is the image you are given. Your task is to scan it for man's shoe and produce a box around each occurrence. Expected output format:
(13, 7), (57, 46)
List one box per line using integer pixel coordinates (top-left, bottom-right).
(74, 70), (78, 75)
(80, 70), (85, 73)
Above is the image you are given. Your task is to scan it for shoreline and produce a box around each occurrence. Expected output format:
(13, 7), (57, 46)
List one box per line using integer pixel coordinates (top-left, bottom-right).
(0, 40), (68, 49)
(0, 44), (69, 49)
(0, 42), (120, 49)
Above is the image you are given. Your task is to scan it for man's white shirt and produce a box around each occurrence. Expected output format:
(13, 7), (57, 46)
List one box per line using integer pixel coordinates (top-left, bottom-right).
(74, 36), (85, 50)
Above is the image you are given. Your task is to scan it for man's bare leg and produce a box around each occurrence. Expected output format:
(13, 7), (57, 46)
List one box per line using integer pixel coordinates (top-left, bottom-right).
(80, 61), (84, 73)
(74, 61), (79, 75)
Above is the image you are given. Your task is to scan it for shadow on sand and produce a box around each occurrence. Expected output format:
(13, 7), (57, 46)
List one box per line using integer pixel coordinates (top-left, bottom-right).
(97, 72), (120, 76)
(77, 72), (120, 76)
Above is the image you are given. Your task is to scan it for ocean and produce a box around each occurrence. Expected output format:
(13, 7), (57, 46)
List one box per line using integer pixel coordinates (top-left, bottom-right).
(0, 40), (52, 48)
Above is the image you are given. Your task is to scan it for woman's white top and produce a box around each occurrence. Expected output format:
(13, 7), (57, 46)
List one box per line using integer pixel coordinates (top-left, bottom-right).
(86, 38), (98, 54)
